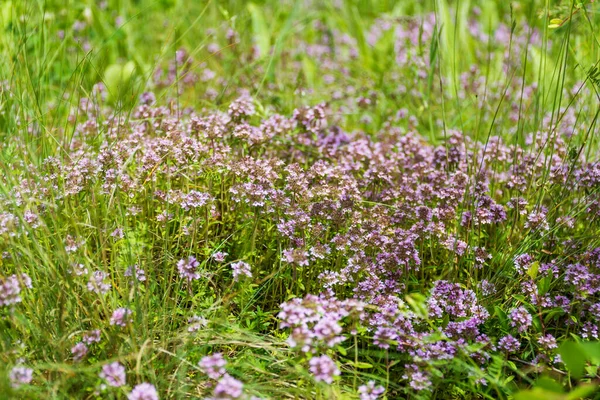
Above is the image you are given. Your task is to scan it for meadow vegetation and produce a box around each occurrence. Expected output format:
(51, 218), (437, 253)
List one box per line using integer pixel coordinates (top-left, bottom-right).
(1, 0), (600, 399)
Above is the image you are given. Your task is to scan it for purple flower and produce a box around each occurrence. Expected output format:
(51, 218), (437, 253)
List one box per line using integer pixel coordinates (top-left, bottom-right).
(373, 327), (398, 349)
(83, 329), (101, 344)
(70, 263), (88, 276)
(228, 93), (255, 120)
(509, 306), (532, 332)
(139, 92), (156, 105)
(19, 274), (32, 289)
(99, 362), (126, 387)
(87, 270), (111, 294)
(402, 364), (431, 391)
(514, 254), (534, 275)
(313, 316), (344, 347)
(125, 265), (146, 282)
(65, 234), (83, 253)
(231, 261), (252, 281)
(498, 335), (520, 353)
(110, 308), (133, 327)
(478, 280), (496, 296)
(199, 353), (227, 379)
(309, 355), (340, 384)
(283, 248), (309, 266)
(538, 334), (558, 350)
(177, 256), (201, 281)
(188, 315), (208, 332)
(128, 383), (159, 400)
(111, 228), (124, 239)
(581, 321), (599, 339)
(71, 342), (88, 362)
(0, 274), (23, 307)
(9, 366), (33, 388)
(212, 374), (244, 399)
(358, 381), (385, 400)
(179, 190), (211, 210)
(212, 251), (228, 262)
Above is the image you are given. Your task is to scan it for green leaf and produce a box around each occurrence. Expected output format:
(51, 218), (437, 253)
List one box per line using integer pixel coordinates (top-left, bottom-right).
(514, 388), (563, 400)
(104, 61), (136, 102)
(351, 362), (373, 369)
(544, 307), (565, 324)
(559, 341), (587, 379)
(405, 293), (429, 319)
(527, 261), (540, 280)
(336, 346), (347, 356)
(494, 306), (508, 329)
(247, 3), (270, 58)
(537, 276), (552, 296)
(580, 342), (600, 363)
(513, 294), (527, 303)
(534, 376), (564, 393)
(301, 56), (316, 87)
(566, 384), (597, 400)
(1, 1), (13, 29)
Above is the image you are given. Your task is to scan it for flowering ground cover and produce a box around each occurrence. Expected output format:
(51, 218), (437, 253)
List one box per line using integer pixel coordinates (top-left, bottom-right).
(1, 0), (600, 399)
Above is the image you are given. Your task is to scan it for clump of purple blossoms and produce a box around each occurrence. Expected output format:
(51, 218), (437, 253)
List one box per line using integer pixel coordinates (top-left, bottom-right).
(99, 362), (127, 387)
(427, 280), (489, 338)
(212, 251), (228, 262)
(128, 383), (159, 400)
(110, 307), (133, 327)
(211, 374), (244, 399)
(514, 254), (534, 275)
(125, 265), (146, 282)
(71, 342), (88, 362)
(309, 355), (340, 384)
(83, 329), (101, 344)
(177, 256), (201, 281)
(358, 381), (385, 400)
(278, 294), (358, 353)
(538, 334), (557, 350)
(498, 335), (520, 353)
(188, 315), (208, 332)
(87, 270), (111, 294)
(402, 364), (431, 391)
(178, 190), (212, 211)
(111, 228), (124, 239)
(228, 92), (255, 120)
(0, 274), (27, 307)
(199, 353), (227, 379)
(231, 261), (252, 281)
(9, 366), (33, 388)
(509, 306), (532, 333)
(283, 248), (309, 267)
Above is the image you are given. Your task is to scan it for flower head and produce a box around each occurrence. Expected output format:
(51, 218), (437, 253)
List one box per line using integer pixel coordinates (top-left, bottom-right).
(199, 353), (227, 379)
(231, 261), (252, 281)
(177, 256), (201, 281)
(309, 355), (340, 384)
(87, 270), (111, 294)
(128, 383), (159, 400)
(509, 306), (532, 333)
(9, 366), (33, 388)
(212, 374), (243, 399)
(358, 381), (385, 400)
(99, 362), (126, 387)
(83, 329), (102, 344)
(498, 335), (521, 353)
(71, 342), (88, 362)
(110, 307), (133, 327)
